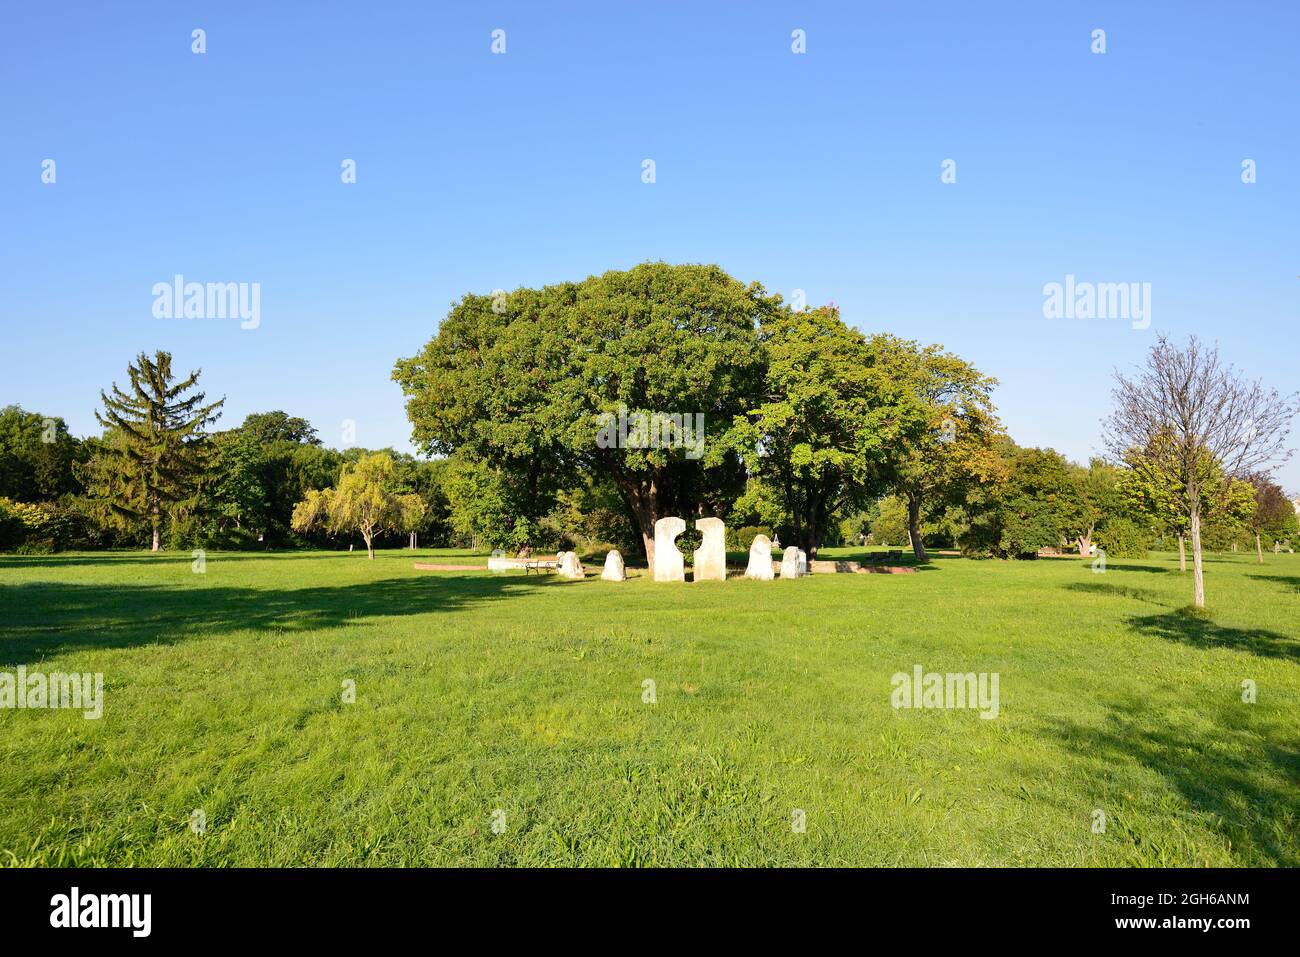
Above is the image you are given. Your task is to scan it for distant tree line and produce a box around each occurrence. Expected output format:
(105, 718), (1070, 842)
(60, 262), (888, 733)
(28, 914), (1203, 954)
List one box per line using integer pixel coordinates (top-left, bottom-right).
(4, 266), (1297, 603)
(0, 357), (455, 554)
(392, 263), (1298, 579)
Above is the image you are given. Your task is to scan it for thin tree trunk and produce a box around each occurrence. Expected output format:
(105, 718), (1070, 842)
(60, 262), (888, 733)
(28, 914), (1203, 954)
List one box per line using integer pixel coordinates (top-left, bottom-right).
(151, 524), (160, 552)
(1178, 534), (1186, 572)
(907, 494), (928, 562)
(790, 504), (806, 562)
(1190, 509), (1205, 608)
(364, 530), (375, 560)
(1256, 532), (1264, 563)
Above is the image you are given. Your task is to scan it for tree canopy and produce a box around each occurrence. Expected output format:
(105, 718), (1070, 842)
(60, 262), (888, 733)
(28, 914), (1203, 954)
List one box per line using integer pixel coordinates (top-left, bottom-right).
(740, 307), (928, 557)
(394, 262), (775, 563)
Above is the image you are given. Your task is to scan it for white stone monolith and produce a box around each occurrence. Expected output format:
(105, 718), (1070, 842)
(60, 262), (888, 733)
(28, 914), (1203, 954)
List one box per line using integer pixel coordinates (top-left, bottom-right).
(692, 517), (726, 581)
(653, 517), (687, 582)
(780, 546), (804, 579)
(744, 534), (774, 580)
(601, 550), (626, 581)
(558, 551), (585, 579)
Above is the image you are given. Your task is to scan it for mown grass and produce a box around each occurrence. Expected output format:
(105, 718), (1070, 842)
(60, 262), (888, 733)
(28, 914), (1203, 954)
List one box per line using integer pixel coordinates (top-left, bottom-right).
(1, 546), (1296, 866)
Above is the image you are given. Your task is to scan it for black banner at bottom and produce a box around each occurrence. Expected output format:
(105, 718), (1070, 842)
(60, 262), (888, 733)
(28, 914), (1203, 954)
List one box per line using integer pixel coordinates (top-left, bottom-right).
(0, 867), (1285, 942)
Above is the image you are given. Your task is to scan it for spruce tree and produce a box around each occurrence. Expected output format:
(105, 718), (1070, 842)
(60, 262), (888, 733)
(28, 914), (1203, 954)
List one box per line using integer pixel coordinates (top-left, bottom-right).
(92, 351), (224, 551)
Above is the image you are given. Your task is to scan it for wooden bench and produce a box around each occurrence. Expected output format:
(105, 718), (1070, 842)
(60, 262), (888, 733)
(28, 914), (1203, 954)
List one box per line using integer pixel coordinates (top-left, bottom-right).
(862, 550), (905, 564)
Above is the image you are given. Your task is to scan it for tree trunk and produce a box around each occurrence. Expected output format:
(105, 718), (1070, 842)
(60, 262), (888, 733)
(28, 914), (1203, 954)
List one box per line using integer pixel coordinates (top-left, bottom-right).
(802, 496), (821, 561)
(625, 482), (659, 568)
(1178, 534), (1186, 572)
(1256, 532), (1264, 564)
(1189, 508), (1205, 608)
(1077, 523), (1095, 558)
(798, 528), (818, 562)
(907, 494), (928, 562)
(151, 498), (161, 552)
(363, 530), (375, 560)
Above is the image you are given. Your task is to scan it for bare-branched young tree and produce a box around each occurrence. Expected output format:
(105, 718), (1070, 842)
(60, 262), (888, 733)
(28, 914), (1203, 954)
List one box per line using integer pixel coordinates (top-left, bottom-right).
(1103, 335), (1297, 608)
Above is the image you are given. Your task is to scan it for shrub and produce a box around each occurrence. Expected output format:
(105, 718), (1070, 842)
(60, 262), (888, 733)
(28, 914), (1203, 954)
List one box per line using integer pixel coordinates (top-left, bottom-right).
(0, 497), (57, 550)
(870, 496), (910, 547)
(1095, 517), (1152, 559)
(997, 506), (1060, 558)
(728, 525), (772, 550)
(14, 540), (54, 555)
(0, 499), (27, 549)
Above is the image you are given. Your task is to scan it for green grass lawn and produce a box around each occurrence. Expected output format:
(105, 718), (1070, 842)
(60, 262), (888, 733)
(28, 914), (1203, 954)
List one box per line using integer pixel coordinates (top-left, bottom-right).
(1, 546), (1297, 866)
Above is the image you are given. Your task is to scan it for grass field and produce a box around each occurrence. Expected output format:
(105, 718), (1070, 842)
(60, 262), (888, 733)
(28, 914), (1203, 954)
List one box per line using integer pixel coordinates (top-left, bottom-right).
(1, 546), (1297, 867)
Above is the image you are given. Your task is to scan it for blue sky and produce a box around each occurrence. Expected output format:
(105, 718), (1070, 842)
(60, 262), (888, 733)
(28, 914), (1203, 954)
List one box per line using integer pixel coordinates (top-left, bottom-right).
(3, 1), (1297, 489)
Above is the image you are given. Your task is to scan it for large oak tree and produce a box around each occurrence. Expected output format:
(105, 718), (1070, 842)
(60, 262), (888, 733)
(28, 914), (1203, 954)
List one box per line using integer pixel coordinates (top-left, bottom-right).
(394, 262), (774, 564)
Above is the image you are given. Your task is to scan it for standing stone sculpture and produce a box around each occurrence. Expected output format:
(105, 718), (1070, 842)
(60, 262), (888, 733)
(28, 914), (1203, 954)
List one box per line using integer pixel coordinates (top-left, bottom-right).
(780, 546), (804, 579)
(601, 549), (626, 581)
(653, 517), (687, 582)
(692, 517), (727, 581)
(558, 551), (585, 579)
(744, 534), (774, 580)
(797, 548), (808, 576)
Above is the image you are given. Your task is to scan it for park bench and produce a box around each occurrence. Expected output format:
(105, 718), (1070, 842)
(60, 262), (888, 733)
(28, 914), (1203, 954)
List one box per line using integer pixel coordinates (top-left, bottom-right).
(524, 555), (561, 575)
(862, 550), (905, 564)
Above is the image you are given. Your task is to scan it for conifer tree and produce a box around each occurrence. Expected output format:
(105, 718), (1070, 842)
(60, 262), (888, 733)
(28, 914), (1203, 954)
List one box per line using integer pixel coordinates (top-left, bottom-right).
(91, 351), (224, 551)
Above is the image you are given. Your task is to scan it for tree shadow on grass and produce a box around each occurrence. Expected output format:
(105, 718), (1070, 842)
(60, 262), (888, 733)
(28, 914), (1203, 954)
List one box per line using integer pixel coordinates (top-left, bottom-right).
(1127, 610), (1300, 662)
(1094, 563), (1177, 574)
(0, 552), (369, 569)
(1062, 581), (1166, 604)
(1247, 573), (1300, 595)
(0, 574), (554, 667)
(1095, 558), (1251, 574)
(1043, 701), (1299, 866)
